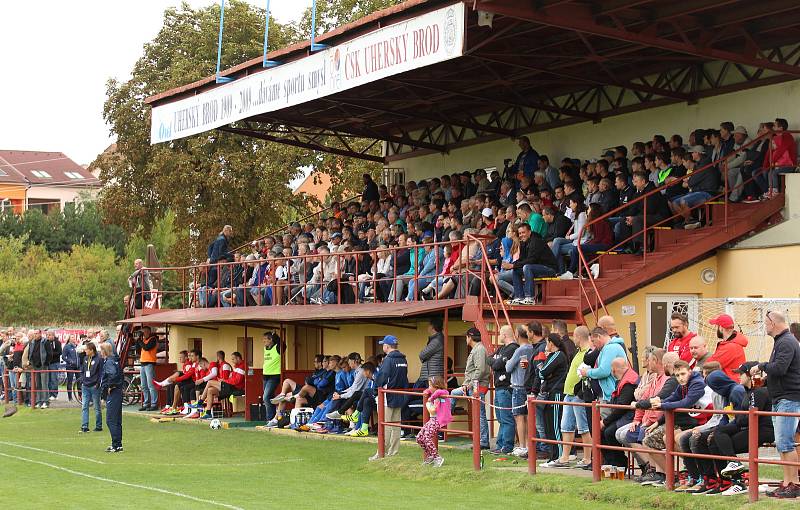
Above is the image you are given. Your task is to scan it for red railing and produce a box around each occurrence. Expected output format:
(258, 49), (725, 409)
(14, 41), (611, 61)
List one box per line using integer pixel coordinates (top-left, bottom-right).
(527, 397), (800, 503)
(377, 387), (482, 470)
(135, 235), (503, 310)
(576, 130), (799, 314)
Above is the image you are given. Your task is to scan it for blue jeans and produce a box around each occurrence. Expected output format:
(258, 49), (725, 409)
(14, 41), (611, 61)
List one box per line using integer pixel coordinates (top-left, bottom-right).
(568, 243), (609, 273)
(560, 395), (589, 434)
(405, 276), (433, 301)
(511, 264), (557, 298)
(673, 191), (711, 209)
(769, 166), (795, 191)
(494, 388), (515, 452)
(34, 370), (48, 405)
(48, 362), (60, 397)
(106, 386), (123, 448)
(772, 399), (800, 453)
(450, 387), (489, 447)
(262, 375), (280, 420)
(551, 238), (574, 274)
(82, 384), (102, 430)
(534, 398), (547, 451)
(139, 364), (157, 407)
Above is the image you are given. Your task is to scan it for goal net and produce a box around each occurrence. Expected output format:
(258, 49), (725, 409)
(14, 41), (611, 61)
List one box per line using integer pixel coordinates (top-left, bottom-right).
(661, 298), (800, 362)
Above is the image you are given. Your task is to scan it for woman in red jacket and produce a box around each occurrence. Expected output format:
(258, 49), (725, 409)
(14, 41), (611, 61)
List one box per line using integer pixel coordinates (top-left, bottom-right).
(568, 203), (613, 276)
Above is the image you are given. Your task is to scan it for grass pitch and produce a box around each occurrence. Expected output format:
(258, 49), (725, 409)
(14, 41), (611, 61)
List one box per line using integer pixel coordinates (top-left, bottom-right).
(0, 407), (794, 509)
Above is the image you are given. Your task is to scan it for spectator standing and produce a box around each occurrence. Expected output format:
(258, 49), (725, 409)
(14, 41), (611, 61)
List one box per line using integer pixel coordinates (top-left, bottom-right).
(537, 334), (569, 465)
(62, 334), (79, 402)
(136, 326), (159, 411)
(79, 342), (103, 433)
(128, 258), (152, 309)
(767, 118), (797, 196)
(28, 330), (50, 409)
(417, 318), (445, 386)
(688, 336), (710, 371)
(551, 326), (592, 468)
(99, 342), (124, 453)
(45, 330), (62, 400)
(362, 174), (380, 204)
(370, 335), (409, 461)
(512, 136), (539, 179)
(450, 328), (490, 449)
(262, 331), (282, 421)
(580, 327), (628, 406)
(207, 225), (235, 290)
(506, 325), (534, 458)
(665, 312), (696, 363)
(750, 311), (800, 498)
(488, 325), (519, 455)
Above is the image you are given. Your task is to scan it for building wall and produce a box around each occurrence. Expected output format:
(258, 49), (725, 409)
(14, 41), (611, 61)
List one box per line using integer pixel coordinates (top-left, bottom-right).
(27, 185), (98, 212)
(397, 80), (800, 182)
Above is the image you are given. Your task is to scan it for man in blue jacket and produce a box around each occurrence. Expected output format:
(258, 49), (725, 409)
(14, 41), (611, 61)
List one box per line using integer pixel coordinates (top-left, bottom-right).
(79, 342), (104, 433)
(206, 225), (234, 290)
(580, 327), (628, 405)
(370, 335), (408, 461)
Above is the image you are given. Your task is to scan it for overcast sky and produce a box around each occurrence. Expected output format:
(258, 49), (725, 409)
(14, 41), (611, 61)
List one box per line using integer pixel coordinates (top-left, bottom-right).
(1, 1), (312, 165)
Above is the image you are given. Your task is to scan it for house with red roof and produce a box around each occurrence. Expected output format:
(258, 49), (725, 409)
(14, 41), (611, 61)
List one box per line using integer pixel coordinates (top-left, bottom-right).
(0, 150), (101, 214)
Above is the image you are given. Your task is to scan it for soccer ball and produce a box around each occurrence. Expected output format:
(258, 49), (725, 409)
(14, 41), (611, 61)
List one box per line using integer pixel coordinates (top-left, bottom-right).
(210, 418), (222, 430)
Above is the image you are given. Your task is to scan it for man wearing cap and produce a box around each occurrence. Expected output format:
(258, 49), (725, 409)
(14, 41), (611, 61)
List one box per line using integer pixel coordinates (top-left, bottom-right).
(706, 314), (748, 379)
(725, 126), (751, 202)
(480, 207), (495, 231)
(369, 335), (409, 461)
(327, 231), (343, 251)
(450, 328), (490, 449)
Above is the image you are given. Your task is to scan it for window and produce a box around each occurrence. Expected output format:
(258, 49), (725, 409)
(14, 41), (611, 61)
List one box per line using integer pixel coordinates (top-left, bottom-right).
(31, 170), (52, 178)
(64, 172), (84, 179)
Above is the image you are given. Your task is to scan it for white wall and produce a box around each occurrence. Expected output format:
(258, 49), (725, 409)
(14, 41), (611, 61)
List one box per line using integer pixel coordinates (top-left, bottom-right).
(398, 80), (800, 182)
(27, 186), (98, 211)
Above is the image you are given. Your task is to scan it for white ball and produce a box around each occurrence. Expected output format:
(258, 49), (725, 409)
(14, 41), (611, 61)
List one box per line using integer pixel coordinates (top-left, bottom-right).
(209, 418), (222, 430)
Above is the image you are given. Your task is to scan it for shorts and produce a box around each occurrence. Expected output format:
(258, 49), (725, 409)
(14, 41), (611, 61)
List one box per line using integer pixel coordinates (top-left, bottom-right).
(307, 390), (328, 409)
(219, 381), (244, 400)
(624, 423), (647, 444)
(642, 424), (666, 450)
(772, 399), (800, 453)
(512, 387), (528, 416)
(195, 381), (207, 394)
(178, 379), (195, 403)
(560, 394), (589, 434)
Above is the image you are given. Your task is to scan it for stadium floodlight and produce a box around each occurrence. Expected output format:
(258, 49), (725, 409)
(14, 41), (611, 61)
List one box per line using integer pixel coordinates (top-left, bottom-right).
(477, 11), (494, 28)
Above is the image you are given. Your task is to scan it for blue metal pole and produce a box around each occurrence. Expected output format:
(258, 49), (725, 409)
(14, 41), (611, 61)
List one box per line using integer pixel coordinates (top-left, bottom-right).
(263, 0), (279, 67)
(310, 0), (327, 52)
(216, 0), (232, 83)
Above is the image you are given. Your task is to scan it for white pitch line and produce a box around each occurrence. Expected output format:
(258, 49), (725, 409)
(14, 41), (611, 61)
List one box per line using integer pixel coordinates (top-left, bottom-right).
(0, 441), (105, 464)
(0, 452), (245, 510)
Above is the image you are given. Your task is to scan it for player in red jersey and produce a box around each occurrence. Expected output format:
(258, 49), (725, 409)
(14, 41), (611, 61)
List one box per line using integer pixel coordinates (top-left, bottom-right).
(200, 352), (246, 419)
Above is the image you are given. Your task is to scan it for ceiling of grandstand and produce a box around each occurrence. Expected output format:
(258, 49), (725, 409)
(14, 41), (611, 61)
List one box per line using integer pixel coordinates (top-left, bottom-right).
(147, 0), (800, 163)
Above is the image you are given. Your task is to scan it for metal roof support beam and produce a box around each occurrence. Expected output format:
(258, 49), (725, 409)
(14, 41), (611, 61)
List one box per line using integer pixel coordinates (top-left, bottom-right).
(474, 0), (800, 77)
(220, 126), (385, 163)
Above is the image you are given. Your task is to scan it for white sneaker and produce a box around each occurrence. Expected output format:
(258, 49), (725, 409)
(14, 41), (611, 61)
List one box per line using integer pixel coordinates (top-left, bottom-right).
(568, 454), (577, 461)
(432, 456), (445, 467)
(590, 263), (600, 279)
(41, 403), (49, 409)
(326, 411), (342, 420)
(511, 447), (528, 457)
(719, 482), (747, 496)
(49, 396), (56, 401)
(720, 461), (746, 478)
(265, 418), (279, 428)
(368, 453), (382, 462)
(559, 271), (574, 280)
(269, 395), (285, 405)
(539, 460), (557, 468)
(521, 297), (536, 305)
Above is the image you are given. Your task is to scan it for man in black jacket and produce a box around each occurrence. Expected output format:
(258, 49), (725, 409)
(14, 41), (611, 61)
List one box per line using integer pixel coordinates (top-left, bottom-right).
(621, 171), (670, 253)
(501, 224), (557, 305)
(601, 358), (639, 467)
(206, 225), (234, 292)
(28, 330), (51, 408)
(542, 207), (571, 246)
(45, 330), (62, 400)
(750, 311), (800, 498)
(362, 174), (379, 204)
(488, 325), (519, 454)
(369, 335), (409, 461)
(672, 148), (719, 229)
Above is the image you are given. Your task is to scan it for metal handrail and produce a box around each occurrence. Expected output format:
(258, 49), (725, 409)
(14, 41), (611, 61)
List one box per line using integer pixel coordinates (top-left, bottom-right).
(464, 233), (513, 338)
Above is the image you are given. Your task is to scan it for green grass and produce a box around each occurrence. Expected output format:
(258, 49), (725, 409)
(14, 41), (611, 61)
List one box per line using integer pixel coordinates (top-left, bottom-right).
(0, 407), (794, 509)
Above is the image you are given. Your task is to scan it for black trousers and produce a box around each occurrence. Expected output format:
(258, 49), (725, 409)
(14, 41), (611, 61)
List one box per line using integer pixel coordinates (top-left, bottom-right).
(709, 423), (774, 474)
(543, 395), (564, 462)
(680, 430), (715, 478)
(602, 416), (632, 467)
(338, 391), (363, 414)
(106, 386), (123, 448)
(178, 380), (195, 404)
(66, 370), (76, 400)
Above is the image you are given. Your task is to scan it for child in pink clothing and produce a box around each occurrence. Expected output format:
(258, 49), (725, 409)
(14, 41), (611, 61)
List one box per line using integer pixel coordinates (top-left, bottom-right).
(417, 376), (452, 467)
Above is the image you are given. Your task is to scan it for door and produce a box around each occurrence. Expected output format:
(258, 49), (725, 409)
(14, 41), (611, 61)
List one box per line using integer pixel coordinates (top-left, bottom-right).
(646, 294), (699, 348)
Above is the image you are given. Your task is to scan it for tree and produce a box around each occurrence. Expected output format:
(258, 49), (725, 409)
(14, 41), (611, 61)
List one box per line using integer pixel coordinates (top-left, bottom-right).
(96, 1), (311, 265)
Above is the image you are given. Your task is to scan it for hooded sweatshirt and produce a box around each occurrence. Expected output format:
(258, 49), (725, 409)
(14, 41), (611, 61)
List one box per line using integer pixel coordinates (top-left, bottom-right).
(587, 336), (628, 401)
(707, 331), (748, 379)
(660, 371), (714, 426)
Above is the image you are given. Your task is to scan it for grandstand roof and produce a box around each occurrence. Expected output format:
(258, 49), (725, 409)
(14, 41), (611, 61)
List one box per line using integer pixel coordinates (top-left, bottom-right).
(118, 299), (463, 326)
(147, 0), (800, 163)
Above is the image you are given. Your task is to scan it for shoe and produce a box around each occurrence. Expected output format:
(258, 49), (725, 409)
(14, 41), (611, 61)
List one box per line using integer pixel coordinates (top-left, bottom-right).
(368, 453), (382, 462)
(351, 428), (369, 437)
(685, 478), (707, 494)
(343, 411), (360, 423)
(743, 196), (760, 204)
(160, 405), (172, 414)
(93, 427), (103, 432)
(138, 406), (148, 412)
(480, 444), (491, 450)
(422, 456), (434, 465)
(684, 221), (701, 230)
(432, 456), (445, 467)
(538, 460), (558, 468)
(105, 446), (123, 453)
(766, 483), (786, 497)
(184, 411), (200, 419)
(640, 472), (665, 486)
(575, 459), (591, 469)
(773, 482), (800, 499)
(269, 395), (285, 405)
(693, 478), (720, 495)
(200, 412), (212, 420)
(506, 298), (522, 305)
(166, 408), (180, 416)
(548, 460), (572, 469)
(79, 428), (89, 433)
(148, 405), (159, 412)
(265, 418), (279, 428)
(558, 271), (574, 280)
(719, 481), (748, 496)
(705, 479), (731, 495)
(49, 396), (56, 401)
(40, 403), (49, 409)
(326, 411), (342, 420)
(521, 297), (536, 305)
(674, 478), (693, 492)
(590, 263), (600, 279)
(488, 448), (506, 455)
(720, 461), (747, 478)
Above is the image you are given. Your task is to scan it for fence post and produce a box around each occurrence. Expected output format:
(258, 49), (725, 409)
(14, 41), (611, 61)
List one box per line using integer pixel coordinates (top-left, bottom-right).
(591, 401), (602, 482)
(527, 397), (536, 475)
(471, 396), (481, 471)
(377, 388), (385, 459)
(664, 409), (675, 491)
(748, 407), (759, 503)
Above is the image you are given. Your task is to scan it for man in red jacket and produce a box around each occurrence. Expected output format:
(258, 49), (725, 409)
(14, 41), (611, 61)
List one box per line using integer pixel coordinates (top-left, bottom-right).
(767, 118), (797, 196)
(706, 314), (748, 379)
(666, 313), (696, 363)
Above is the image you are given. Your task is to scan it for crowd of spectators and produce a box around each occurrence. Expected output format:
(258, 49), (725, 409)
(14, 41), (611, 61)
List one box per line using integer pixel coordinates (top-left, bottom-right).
(187, 118), (796, 308)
